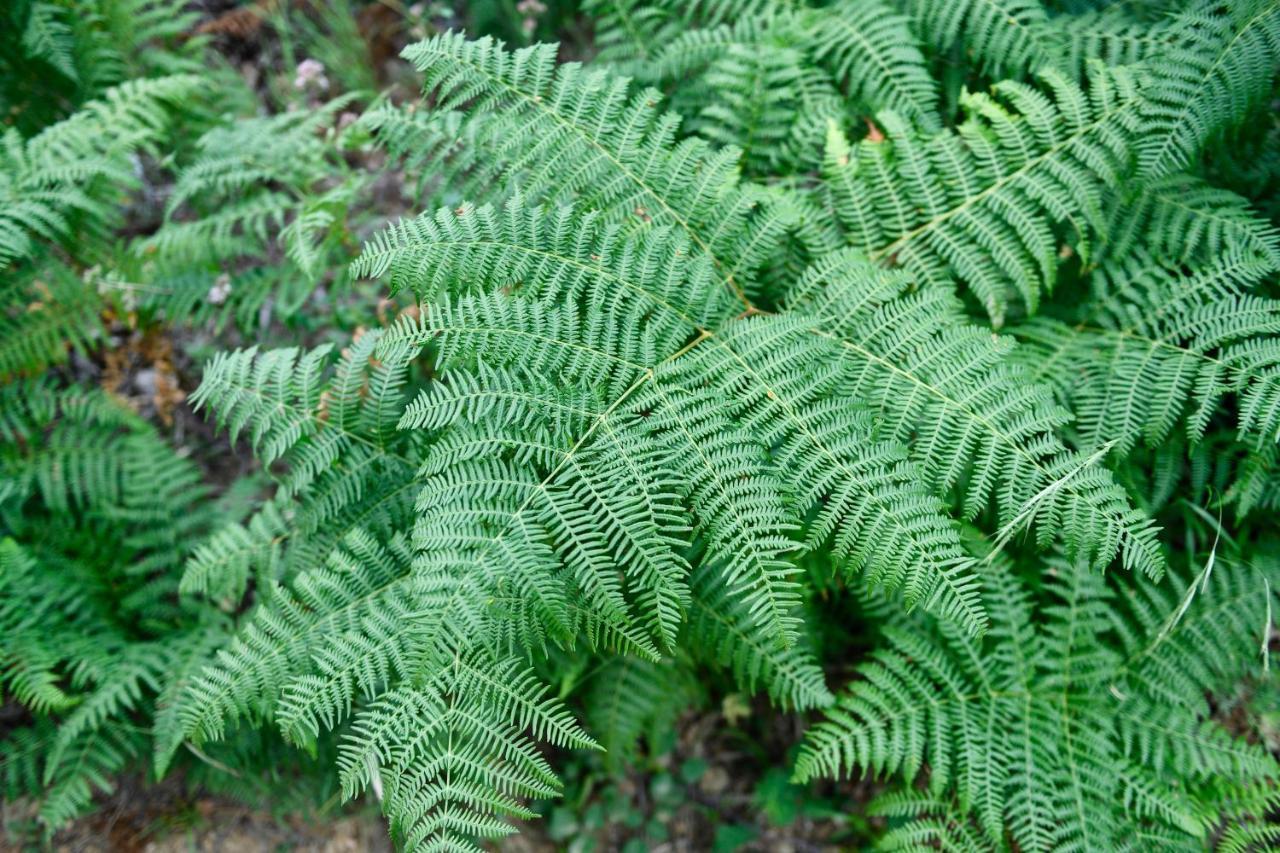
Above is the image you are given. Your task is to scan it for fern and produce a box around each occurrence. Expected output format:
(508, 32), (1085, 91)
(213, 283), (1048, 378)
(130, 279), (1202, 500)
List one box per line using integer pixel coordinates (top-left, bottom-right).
(1, 0), (204, 125)
(893, 0), (1057, 79)
(0, 74), (198, 267)
(787, 250), (1163, 577)
(163, 29), (1221, 848)
(174, 197), (1018, 848)
(1137, 0), (1280, 179)
(668, 24), (848, 173)
(166, 30), (1246, 848)
(181, 499), (289, 603)
(0, 261), (104, 380)
(807, 0), (941, 131)
(140, 95), (366, 317)
(796, 546), (1280, 850)
(1014, 249), (1280, 454)
(583, 655), (702, 770)
(1102, 172), (1280, 268)
(6, 2), (1280, 847)
(0, 382), (237, 831)
(1044, 6), (1183, 81)
(16, 1), (79, 83)
(822, 64), (1145, 323)
(391, 32), (793, 304)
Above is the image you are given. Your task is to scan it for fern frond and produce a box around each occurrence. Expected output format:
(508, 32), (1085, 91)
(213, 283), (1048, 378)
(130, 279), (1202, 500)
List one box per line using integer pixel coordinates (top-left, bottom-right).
(657, 314), (985, 630)
(683, 560), (834, 711)
(181, 499), (289, 602)
(807, 0), (940, 131)
(797, 548), (1280, 849)
(583, 655), (701, 770)
(163, 98), (357, 218)
(0, 261), (103, 380)
(1044, 6), (1182, 82)
(1138, 0), (1280, 179)
(396, 32), (791, 303)
(136, 97), (362, 304)
(681, 32), (847, 172)
(354, 197), (736, 327)
(823, 64), (1145, 323)
(1103, 173), (1280, 269)
(788, 250), (1163, 578)
(99, 21), (1280, 853)
(0, 74), (197, 266)
(893, 0), (1056, 78)
(1015, 250), (1280, 452)
(870, 790), (991, 851)
(37, 724), (143, 832)
(18, 2), (78, 83)
(173, 531), (426, 753)
(337, 649), (598, 851)
(370, 198), (986, 635)
(581, 0), (685, 72)
(190, 343), (336, 465)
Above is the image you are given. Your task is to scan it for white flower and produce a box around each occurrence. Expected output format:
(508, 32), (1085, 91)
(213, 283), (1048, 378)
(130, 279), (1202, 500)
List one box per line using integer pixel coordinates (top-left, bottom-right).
(207, 273), (232, 305)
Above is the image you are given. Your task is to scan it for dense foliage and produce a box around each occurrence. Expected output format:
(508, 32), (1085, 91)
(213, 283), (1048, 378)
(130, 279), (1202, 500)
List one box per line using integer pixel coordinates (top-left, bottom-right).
(3, 0), (1280, 850)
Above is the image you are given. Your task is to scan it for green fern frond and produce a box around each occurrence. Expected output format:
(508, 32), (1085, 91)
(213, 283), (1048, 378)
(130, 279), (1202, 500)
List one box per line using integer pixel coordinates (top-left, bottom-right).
(190, 343), (336, 466)
(1103, 173), (1280, 269)
(173, 530), (425, 753)
(36, 724), (143, 832)
(0, 261), (103, 380)
(657, 313), (984, 629)
(678, 31), (847, 172)
(1138, 0), (1280, 179)
(893, 0), (1057, 79)
(823, 64), (1145, 323)
(162, 98), (357, 218)
(788, 249), (1163, 578)
(796, 548), (1279, 850)
(396, 32), (791, 303)
(684, 560), (834, 711)
(354, 197), (737, 325)
(366, 197), (986, 635)
(337, 648), (598, 850)
(580, 0), (683, 71)
(136, 97), (363, 305)
(645, 2), (939, 169)
(26, 16), (1271, 852)
(1014, 250), (1280, 452)
(181, 499), (289, 602)
(152, 620), (232, 777)
(1044, 6), (1182, 82)
(0, 74), (197, 267)
(807, 0), (940, 131)
(583, 655), (702, 770)
(870, 790), (991, 851)
(18, 2), (78, 83)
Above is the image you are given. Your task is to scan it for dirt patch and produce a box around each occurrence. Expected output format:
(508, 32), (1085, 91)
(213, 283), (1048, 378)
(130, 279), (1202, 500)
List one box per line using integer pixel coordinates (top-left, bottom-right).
(4, 775), (390, 853)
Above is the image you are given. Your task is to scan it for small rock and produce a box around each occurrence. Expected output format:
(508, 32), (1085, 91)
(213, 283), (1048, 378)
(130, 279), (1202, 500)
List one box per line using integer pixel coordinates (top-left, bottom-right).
(699, 765), (730, 795)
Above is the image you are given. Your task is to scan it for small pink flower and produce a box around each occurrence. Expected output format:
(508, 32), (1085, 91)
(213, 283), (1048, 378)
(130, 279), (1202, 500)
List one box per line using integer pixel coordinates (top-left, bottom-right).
(293, 58), (329, 92)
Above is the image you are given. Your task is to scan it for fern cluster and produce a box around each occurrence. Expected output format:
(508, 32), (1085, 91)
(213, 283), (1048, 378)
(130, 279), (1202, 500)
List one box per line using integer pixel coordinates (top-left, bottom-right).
(3, 0), (1280, 849)
(0, 1), (381, 835)
(795, 545), (1280, 850)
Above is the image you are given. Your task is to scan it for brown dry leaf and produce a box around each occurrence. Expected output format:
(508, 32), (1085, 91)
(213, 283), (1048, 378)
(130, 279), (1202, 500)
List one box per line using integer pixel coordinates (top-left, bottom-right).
(100, 329), (186, 424)
(195, 0), (285, 39)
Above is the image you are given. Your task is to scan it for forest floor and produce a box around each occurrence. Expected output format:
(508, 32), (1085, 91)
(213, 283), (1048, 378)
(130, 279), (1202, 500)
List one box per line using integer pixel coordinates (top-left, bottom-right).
(17, 702), (870, 851)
